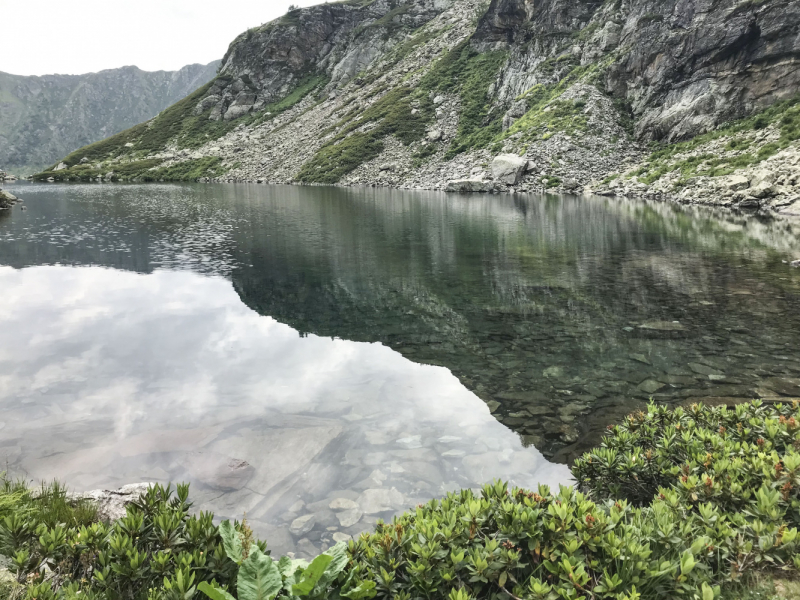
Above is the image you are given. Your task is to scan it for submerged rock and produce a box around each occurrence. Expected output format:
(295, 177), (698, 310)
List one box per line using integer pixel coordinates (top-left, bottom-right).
(290, 514), (316, 537)
(639, 321), (686, 332)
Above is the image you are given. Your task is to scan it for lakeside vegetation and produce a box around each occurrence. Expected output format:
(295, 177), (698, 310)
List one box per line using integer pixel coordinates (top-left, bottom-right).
(3, 401), (800, 599)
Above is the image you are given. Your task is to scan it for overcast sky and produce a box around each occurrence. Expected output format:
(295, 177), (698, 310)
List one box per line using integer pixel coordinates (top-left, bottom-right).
(2, 0), (321, 76)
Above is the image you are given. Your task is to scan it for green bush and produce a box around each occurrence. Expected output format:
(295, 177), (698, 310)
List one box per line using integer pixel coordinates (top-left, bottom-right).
(573, 401), (800, 509)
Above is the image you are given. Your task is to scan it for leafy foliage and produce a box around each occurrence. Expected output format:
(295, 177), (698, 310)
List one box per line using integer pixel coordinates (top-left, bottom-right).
(574, 401), (800, 513)
(1, 483), (241, 600)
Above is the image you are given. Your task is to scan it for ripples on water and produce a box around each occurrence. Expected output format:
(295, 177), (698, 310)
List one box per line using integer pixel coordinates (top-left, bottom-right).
(1, 182), (799, 555)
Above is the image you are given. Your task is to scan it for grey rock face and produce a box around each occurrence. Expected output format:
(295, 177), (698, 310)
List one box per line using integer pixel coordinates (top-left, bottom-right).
(477, 0), (800, 142)
(199, 0), (449, 123)
(0, 62), (220, 173)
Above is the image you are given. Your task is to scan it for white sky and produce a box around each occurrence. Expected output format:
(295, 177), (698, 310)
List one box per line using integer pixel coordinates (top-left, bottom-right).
(2, 0), (321, 76)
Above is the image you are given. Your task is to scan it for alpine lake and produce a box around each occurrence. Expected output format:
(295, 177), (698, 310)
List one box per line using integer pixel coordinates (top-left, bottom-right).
(1, 182), (800, 557)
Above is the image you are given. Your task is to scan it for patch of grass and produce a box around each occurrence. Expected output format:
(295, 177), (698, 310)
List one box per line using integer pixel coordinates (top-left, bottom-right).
(296, 86), (433, 183)
(498, 55), (616, 147)
(507, 99), (589, 140)
(418, 39), (508, 157)
(0, 474), (98, 530)
(544, 174), (562, 188)
(146, 157), (228, 181)
(33, 157), (227, 183)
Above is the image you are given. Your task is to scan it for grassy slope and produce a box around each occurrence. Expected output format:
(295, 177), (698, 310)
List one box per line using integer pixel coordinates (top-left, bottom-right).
(631, 96), (800, 186)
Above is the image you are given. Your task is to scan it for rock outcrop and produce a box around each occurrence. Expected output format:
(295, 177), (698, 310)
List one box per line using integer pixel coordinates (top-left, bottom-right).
(0, 189), (19, 210)
(37, 0), (800, 213)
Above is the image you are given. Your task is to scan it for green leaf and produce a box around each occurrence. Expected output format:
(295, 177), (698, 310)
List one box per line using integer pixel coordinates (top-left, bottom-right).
(198, 582), (237, 600)
(680, 550), (696, 576)
(341, 580), (376, 600)
(238, 548), (283, 600)
(219, 520), (243, 565)
(292, 554), (334, 596)
(313, 542), (350, 592)
(701, 582), (715, 600)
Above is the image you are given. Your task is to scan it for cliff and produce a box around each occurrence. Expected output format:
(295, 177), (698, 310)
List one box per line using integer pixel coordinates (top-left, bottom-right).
(36, 0), (800, 213)
(0, 62), (220, 175)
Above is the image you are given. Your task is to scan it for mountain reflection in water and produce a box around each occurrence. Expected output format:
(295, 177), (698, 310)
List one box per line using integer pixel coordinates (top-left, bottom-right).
(1, 182), (800, 554)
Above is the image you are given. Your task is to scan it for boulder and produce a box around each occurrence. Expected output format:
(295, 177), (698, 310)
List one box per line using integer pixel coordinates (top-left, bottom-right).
(491, 154), (527, 185)
(724, 174), (750, 191)
(445, 179), (497, 193)
(70, 483), (153, 522)
(427, 129), (443, 142)
(750, 181), (775, 198)
(562, 178), (580, 192)
(750, 169), (775, 187)
(358, 488), (404, 514)
(329, 497), (359, 511)
(289, 514), (316, 537)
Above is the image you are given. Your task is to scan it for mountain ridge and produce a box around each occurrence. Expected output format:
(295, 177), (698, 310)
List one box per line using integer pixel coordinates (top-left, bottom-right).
(35, 0), (800, 214)
(0, 61), (220, 175)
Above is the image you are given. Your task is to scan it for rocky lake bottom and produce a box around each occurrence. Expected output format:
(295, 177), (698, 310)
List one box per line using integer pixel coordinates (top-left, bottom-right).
(0, 181), (799, 556)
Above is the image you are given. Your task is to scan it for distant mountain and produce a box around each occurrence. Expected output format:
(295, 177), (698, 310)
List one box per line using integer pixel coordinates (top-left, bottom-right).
(0, 61), (220, 175)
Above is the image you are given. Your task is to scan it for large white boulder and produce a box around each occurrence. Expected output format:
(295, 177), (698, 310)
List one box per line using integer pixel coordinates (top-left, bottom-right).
(491, 154), (527, 185)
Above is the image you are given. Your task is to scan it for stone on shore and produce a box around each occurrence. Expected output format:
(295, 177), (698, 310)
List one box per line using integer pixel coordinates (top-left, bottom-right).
(491, 154), (527, 185)
(70, 483), (153, 522)
(445, 179), (497, 193)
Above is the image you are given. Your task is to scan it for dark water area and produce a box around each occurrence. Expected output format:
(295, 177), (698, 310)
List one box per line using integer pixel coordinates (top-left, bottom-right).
(1, 181), (799, 555)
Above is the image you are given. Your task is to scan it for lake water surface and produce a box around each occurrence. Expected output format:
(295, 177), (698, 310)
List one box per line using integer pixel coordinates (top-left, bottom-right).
(1, 182), (800, 556)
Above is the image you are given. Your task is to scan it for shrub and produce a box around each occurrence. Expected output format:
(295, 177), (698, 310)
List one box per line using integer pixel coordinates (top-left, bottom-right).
(573, 401), (800, 509)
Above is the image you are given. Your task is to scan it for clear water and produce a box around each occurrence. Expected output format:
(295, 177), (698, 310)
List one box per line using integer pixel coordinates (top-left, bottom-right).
(1, 182), (800, 556)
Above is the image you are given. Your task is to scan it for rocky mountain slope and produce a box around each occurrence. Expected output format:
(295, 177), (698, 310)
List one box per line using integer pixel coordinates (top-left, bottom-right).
(37, 0), (800, 213)
(0, 62), (220, 176)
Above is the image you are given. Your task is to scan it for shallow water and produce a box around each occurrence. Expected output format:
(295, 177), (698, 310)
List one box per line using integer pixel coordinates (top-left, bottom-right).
(1, 182), (800, 555)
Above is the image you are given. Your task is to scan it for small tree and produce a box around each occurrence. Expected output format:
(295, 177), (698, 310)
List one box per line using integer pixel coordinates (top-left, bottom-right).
(287, 3), (299, 11)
